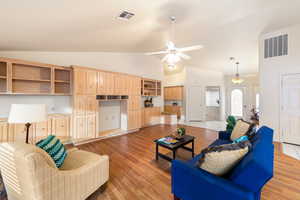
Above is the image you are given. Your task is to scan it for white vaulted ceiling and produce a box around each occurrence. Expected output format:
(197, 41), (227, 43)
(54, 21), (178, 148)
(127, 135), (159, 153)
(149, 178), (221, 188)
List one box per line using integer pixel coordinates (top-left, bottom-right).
(1, 0), (300, 74)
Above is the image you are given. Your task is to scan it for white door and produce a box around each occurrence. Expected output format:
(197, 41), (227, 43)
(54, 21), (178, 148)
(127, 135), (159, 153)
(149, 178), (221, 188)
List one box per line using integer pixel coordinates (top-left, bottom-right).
(229, 87), (246, 119)
(281, 74), (300, 145)
(187, 86), (204, 121)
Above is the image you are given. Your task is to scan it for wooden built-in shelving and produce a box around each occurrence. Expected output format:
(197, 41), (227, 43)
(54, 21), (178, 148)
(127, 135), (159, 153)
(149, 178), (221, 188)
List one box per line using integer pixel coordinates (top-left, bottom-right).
(141, 78), (162, 96)
(0, 57), (72, 95)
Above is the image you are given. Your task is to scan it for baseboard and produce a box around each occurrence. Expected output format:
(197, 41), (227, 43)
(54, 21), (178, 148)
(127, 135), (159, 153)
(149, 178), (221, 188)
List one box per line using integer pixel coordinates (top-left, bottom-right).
(73, 128), (139, 146)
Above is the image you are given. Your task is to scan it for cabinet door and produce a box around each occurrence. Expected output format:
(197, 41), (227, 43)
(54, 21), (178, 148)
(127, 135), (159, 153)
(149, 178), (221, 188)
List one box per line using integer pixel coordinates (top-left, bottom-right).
(87, 115), (96, 138)
(74, 115), (86, 139)
(35, 119), (51, 142)
(128, 110), (141, 130)
(74, 95), (86, 116)
(86, 70), (97, 95)
(52, 116), (70, 138)
(106, 72), (115, 95)
(0, 122), (8, 143)
(86, 95), (98, 115)
(97, 71), (105, 94)
(134, 77), (141, 96)
(74, 70), (86, 95)
(9, 123), (35, 144)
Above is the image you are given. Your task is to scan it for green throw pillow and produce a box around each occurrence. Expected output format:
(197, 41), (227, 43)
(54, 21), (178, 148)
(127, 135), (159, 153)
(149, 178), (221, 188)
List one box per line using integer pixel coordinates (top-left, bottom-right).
(36, 135), (67, 168)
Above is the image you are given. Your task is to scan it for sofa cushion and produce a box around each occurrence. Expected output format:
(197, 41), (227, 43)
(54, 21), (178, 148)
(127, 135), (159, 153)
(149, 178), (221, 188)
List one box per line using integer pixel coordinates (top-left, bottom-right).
(36, 135), (67, 168)
(230, 120), (251, 141)
(198, 141), (251, 176)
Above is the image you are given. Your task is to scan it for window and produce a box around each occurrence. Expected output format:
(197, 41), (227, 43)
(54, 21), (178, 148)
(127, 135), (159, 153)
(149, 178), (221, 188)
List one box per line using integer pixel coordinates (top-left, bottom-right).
(231, 89), (243, 117)
(205, 89), (220, 107)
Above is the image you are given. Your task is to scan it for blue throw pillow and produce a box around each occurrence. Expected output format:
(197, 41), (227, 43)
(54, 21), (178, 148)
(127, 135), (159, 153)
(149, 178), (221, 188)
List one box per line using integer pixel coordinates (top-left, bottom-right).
(233, 135), (249, 144)
(36, 135), (67, 168)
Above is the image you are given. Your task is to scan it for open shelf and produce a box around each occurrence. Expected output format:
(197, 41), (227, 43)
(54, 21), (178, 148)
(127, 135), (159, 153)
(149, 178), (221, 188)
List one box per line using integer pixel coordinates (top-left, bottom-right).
(55, 82), (71, 95)
(0, 58), (73, 95)
(12, 79), (51, 94)
(0, 62), (7, 93)
(12, 77), (51, 82)
(12, 63), (51, 81)
(141, 78), (162, 96)
(54, 68), (71, 95)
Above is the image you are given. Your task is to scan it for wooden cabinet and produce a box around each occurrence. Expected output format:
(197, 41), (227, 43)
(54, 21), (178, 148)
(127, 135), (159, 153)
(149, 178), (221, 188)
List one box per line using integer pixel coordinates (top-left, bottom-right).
(0, 115), (71, 144)
(34, 119), (52, 143)
(51, 115), (70, 140)
(73, 114), (96, 140)
(128, 95), (141, 111)
(86, 115), (96, 138)
(142, 107), (161, 127)
(86, 70), (97, 95)
(73, 67), (97, 95)
(0, 57), (71, 95)
(128, 110), (141, 130)
(141, 78), (161, 96)
(73, 115), (87, 139)
(97, 71), (115, 95)
(164, 105), (182, 118)
(74, 69), (86, 95)
(164, 86), (183, 100)
(0, 121), (8, 142)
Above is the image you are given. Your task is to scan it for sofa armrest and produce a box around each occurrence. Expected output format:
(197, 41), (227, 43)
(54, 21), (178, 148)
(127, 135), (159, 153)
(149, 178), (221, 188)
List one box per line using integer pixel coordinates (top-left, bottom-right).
(218, 131), (231, 140)
(172, 160), (254, 200)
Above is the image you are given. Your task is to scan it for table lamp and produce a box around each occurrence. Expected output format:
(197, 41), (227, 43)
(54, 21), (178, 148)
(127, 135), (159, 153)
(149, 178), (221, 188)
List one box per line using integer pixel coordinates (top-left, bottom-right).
(8, 104), (47, 143)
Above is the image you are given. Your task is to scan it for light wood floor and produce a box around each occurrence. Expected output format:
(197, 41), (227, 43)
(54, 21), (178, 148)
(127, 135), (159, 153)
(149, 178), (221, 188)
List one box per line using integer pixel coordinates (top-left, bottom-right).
(77, 125), (300, 200)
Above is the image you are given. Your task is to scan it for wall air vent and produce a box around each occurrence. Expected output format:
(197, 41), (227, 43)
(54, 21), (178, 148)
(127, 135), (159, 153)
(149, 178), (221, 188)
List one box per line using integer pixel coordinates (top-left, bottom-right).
(264, 34), (288, 59)
(118, 11), (135, 20)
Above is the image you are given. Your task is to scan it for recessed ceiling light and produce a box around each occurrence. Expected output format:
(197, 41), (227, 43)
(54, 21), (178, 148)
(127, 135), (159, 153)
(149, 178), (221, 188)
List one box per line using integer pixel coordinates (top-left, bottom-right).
(118, 11), (135, 20)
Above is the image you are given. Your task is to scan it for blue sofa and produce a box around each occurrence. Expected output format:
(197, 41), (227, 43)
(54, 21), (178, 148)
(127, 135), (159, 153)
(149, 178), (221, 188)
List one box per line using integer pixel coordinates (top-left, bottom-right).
(172, 126), (274, 200)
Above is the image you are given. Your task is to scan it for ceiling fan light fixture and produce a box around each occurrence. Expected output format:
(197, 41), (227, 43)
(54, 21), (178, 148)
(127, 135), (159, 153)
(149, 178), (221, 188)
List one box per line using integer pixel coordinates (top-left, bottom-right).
(166, 53), (181, 64)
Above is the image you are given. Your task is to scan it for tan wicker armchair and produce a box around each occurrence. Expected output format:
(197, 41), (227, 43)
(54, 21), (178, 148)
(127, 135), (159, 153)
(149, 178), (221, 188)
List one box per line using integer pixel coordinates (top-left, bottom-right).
(0, 142), (109, 200)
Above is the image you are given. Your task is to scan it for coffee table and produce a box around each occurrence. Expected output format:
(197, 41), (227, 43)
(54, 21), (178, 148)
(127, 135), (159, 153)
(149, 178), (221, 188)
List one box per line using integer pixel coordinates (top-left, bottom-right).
(154, 135), (195, 162)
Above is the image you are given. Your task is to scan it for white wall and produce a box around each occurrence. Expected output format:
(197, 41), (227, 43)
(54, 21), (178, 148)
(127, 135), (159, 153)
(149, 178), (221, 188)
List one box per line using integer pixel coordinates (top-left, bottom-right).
(224, 74), (259, 120)
(259, 23), (300, 141)
(185, 67), (225, 121)
(0, 51), (164, 116)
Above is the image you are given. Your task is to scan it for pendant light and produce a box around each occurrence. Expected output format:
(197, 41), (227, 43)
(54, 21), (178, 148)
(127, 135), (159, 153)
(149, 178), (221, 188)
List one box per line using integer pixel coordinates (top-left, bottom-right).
(232, 62), (244, 84)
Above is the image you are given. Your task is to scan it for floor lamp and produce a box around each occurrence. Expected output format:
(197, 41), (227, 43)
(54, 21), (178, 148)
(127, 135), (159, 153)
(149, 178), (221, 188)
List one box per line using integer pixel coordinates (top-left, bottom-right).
(8, 104), (47, 144)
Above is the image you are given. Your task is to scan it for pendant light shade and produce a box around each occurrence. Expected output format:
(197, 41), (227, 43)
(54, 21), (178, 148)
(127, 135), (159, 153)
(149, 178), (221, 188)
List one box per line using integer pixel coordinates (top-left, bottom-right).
(232, 62), (244, 84)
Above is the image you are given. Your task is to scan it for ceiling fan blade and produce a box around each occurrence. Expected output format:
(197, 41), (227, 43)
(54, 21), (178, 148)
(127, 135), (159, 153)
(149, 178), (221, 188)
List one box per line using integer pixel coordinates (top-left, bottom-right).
(179, 45), (203, 52)
(145, 51), (168, 55)
(167, 41), (175, 49)
(178, 53), (191, 60)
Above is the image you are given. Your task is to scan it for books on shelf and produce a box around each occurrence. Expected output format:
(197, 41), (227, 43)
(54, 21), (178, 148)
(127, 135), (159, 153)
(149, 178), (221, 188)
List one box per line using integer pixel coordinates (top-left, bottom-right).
(157, 136), (178, 145)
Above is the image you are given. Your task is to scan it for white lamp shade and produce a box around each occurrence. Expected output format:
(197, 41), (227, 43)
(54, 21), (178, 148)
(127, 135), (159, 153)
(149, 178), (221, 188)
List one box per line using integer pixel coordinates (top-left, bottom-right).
(8, 104), (47, 124)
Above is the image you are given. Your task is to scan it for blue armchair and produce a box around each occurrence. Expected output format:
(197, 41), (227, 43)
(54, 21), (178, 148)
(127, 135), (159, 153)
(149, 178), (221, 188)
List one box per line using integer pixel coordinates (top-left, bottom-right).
(172, 126), (274, 200)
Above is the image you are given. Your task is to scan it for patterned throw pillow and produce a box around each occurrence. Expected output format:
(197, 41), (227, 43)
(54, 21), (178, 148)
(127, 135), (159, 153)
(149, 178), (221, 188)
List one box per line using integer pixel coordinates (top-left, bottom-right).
(198, 141), (251, 176)
(230, 120), (252, 141)
(36, 135), (67, 168)
(232, 135), (249, 144)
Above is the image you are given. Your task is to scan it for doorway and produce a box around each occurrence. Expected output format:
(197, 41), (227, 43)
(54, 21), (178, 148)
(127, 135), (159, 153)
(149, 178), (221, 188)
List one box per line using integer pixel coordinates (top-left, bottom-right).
(280, 74), (300, 145)
(205, 86), (221, 121)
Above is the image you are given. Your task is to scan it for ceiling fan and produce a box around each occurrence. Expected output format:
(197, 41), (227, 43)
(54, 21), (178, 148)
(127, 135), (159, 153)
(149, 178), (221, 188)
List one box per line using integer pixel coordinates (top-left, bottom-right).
(145, 17), (203, 68)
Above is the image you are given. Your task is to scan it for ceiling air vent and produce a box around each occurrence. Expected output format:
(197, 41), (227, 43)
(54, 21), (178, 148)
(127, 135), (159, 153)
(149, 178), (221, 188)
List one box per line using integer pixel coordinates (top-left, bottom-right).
(118, 11), (135, 20)
(264, 34), (288, 59)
